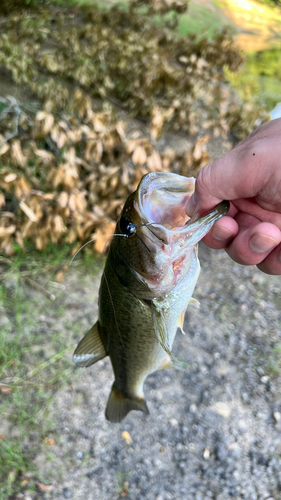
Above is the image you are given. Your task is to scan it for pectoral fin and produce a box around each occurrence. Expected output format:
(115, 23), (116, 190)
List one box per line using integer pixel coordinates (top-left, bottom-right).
(151, 304), (173, 359)
(151, 303), (190, 373)
(177, 299), (200, 335)
(73, 322), (107, 367)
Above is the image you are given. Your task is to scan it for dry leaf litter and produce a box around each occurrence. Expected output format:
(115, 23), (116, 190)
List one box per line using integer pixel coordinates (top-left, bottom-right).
(0, 1), (269, 255)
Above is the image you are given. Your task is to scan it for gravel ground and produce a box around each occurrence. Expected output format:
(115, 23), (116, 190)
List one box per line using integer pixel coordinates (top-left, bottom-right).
(33, 244), (281, 500)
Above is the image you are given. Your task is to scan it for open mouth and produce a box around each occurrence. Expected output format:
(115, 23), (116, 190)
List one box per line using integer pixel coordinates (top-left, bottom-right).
(138, 172), (195, 231)
(137, 172), (229, 249)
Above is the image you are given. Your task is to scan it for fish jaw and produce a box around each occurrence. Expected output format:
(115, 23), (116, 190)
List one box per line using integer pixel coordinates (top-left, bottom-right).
(130, 173), (229, 297)
(112, 172), (228, 299)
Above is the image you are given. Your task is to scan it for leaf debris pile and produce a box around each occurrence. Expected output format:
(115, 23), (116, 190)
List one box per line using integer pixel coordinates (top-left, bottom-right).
(0, 1), (268, 255)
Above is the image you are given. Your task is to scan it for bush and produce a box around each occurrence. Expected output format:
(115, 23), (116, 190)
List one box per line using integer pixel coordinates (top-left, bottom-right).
(0, 1), (269, 255)
(0, 0), (60, 15)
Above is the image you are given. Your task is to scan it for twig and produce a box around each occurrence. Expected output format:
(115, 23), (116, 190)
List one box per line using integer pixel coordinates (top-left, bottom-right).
(5, 112), (19, 142)
(0, 96), (23, 141)
(0, 348), (73, 386)
(0, 256), (13, 266)
(44, 136), (61, 156)
(25, 348), (72, 379)
(22, 276), (56, 301)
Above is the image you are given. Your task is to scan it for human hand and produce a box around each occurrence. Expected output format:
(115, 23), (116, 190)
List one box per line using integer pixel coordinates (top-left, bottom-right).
(186, 118), (281, 275)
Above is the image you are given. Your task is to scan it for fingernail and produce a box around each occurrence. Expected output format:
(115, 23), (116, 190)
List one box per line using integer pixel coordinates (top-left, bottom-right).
(186, 194), (196, 216)
(212, 225), (233, 242)
(249, 234), (278, 254)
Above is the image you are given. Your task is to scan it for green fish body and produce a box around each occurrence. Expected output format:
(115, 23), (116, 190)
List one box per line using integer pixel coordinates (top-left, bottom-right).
(73, 172), (229, 423)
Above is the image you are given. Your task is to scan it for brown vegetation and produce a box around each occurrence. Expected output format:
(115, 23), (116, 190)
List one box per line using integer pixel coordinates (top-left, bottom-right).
(0, 1), (268, 255)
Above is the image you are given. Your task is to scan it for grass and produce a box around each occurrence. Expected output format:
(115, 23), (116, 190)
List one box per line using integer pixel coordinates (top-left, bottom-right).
(226, 44), (281, 110)
(0, 245), (102, 498)
(178, 1), (234, 40)
(264, 343), (281, 377)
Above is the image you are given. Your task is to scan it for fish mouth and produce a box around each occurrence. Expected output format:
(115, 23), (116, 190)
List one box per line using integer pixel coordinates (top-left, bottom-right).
(137, 172), (229, 248)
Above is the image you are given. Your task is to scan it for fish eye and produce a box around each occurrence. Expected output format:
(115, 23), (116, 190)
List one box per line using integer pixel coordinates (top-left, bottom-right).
(119, 217), (136, 237)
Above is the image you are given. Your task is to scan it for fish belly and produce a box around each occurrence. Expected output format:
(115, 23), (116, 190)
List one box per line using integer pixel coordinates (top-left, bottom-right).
(152, 249), (200, 350)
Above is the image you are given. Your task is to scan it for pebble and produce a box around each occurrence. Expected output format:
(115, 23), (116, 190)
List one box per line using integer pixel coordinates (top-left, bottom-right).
(63, 487), (72, 499)
(273, 411), (281, 423)
(169, 418), (178, 427)
(203, 446), (210, 460)
(189, 404), (197, 413)
(211, 402), (231, 418)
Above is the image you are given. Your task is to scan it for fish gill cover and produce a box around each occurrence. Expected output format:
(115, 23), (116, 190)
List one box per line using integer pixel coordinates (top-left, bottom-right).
(0, 0), (268, 255)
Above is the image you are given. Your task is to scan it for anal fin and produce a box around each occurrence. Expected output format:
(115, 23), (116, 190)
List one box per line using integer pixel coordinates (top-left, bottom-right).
(189, 297), (200, 309)
(105, 383), (149, 423)
(177, 310), (186, 335)
(73, 321), (107, 367)
(177, 299), (200, 335)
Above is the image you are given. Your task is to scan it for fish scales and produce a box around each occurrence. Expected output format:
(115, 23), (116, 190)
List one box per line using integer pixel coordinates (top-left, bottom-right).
(73, 172), (229, 423)
(100, 257), (164, 393)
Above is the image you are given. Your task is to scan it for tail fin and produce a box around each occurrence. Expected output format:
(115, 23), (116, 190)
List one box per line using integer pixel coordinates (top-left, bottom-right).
(105, 384), (149, 423)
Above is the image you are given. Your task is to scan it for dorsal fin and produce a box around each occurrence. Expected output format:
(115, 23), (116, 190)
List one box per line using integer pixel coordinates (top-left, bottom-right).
(73, 322), (107, 367)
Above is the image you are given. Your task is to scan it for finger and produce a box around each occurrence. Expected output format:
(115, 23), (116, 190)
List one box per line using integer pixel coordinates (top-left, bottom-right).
(202, 216), (239, 249)
(225, 222), (281, 266)
(256, 243), (281, 275)
(232, 198), (281, 229)
(186, 119), (281, 216)
(234, 211), (261, 229)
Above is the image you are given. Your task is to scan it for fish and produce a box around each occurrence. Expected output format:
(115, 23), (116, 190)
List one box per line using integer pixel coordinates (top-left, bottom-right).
(73, 172), (229, 423)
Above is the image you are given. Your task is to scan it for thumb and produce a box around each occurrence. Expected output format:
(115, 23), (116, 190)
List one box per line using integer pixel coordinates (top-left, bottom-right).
(186, 142), (263, 216)
(186, 160), (231, 216)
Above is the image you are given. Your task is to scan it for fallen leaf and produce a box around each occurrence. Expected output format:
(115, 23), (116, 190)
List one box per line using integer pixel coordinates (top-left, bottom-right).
(94, 222), (116, 254)
(19, 201), (37, 222)
(132, 145), (147, 166)
(36, 482), (54, 492)
(44, 437), (55, 446)
(120, 481), (129, 497)
(0, 384), (12, 393)
(122, 431), (132, 444)
(0, 142), (9, 156)
(55, 271), (65, 283)
(4, 173), (17, 183)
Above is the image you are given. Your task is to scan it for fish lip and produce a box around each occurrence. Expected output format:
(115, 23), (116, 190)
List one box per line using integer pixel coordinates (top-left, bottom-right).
(136, 172), (229, 247)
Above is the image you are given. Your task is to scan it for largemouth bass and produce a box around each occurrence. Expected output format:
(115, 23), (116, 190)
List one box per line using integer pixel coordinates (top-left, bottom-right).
(73, 172), (229, 423)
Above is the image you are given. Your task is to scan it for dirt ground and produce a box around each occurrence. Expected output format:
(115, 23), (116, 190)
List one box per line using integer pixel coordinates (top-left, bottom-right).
(31, 244), (281, 500)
